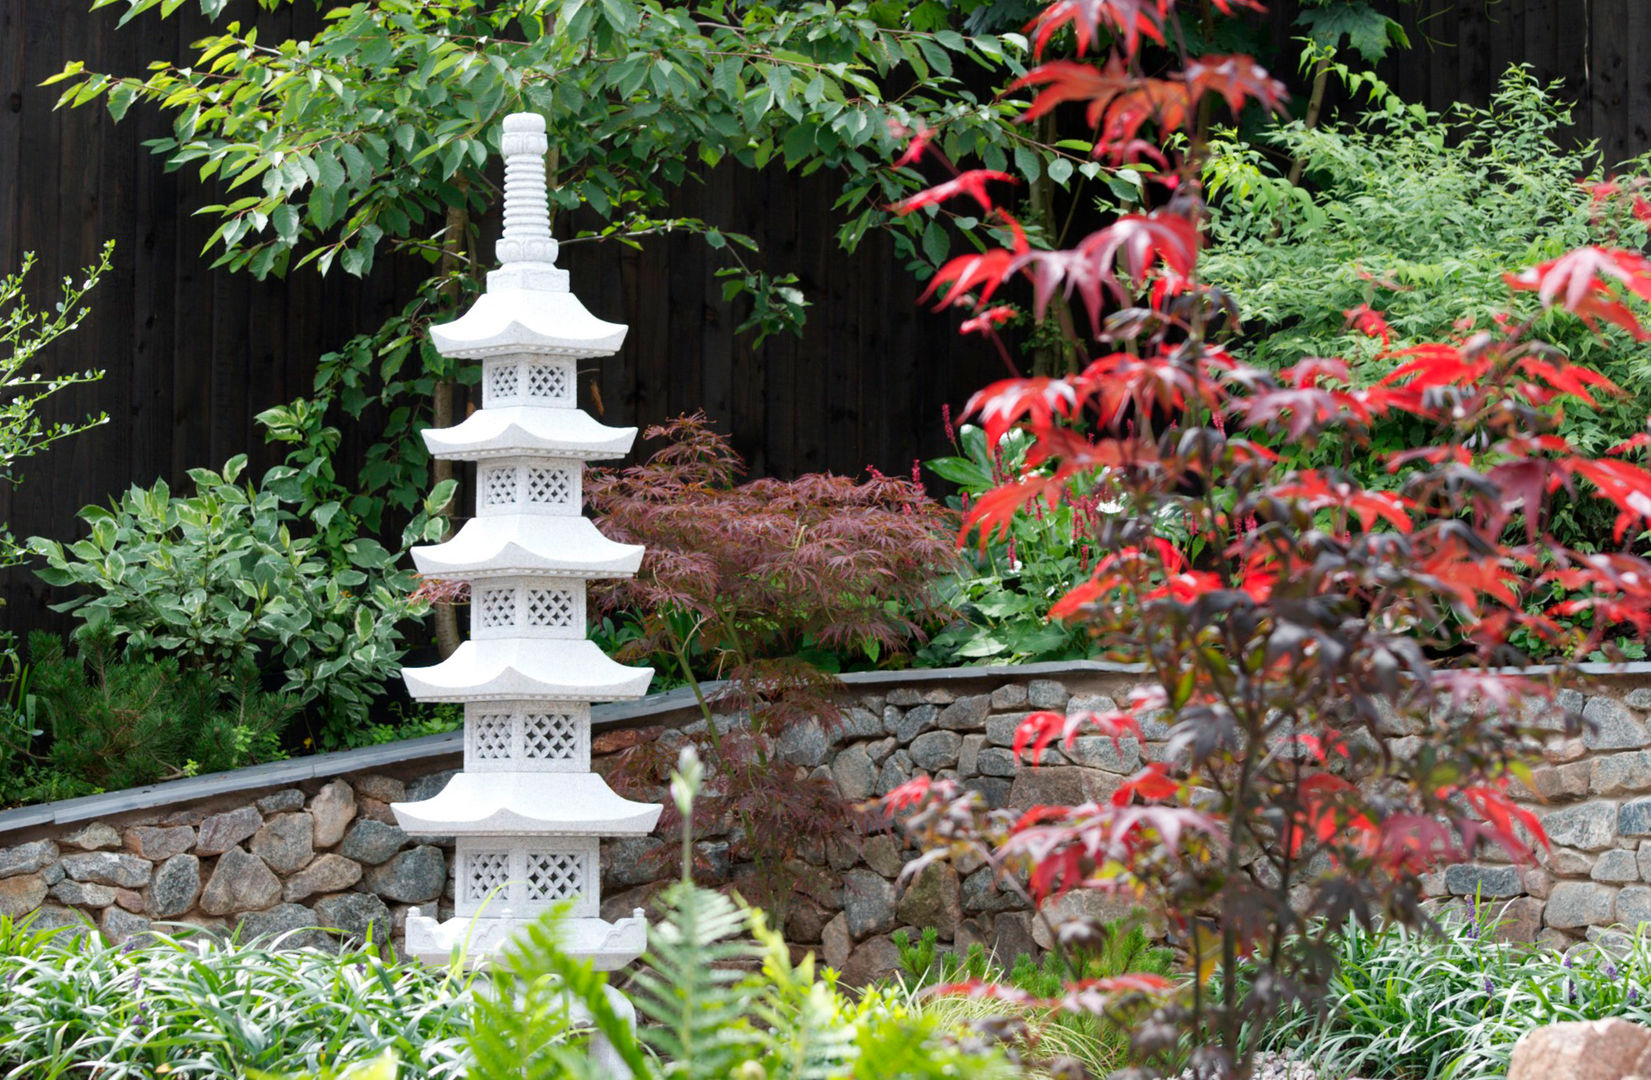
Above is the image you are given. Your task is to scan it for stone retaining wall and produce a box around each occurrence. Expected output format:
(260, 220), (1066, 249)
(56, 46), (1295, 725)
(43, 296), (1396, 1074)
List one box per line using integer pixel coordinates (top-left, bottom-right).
(4, 661), (1651, 977)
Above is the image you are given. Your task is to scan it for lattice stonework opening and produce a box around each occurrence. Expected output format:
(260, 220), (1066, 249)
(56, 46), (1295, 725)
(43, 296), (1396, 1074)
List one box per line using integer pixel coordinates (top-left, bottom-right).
(472, 713), (513, 759)
(466, 851), (511, 903)
(482, 466), (517, 508)
(476, 588), (515, 629)
(525, 466), (572, 507)
(524, 588), (576, 629)
(487, 363), (520, 401)
(525, 362), (571, 402)
(525, 851), (584, 903)
(522, 713), (578, 760)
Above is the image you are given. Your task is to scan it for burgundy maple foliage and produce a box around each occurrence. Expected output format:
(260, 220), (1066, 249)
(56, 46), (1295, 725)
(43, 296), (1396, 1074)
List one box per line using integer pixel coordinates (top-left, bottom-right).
(586, 413), (956, 909)
(879, 2), (1651, 1077)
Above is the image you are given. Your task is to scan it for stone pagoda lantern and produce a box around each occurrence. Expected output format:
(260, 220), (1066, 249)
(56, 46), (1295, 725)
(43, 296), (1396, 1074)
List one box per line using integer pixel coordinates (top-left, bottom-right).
(392, 112), (660, 972)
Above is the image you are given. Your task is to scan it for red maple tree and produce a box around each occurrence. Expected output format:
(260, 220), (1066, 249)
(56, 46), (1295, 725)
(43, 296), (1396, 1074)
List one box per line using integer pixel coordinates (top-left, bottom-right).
(881, 2), (1651, 1076)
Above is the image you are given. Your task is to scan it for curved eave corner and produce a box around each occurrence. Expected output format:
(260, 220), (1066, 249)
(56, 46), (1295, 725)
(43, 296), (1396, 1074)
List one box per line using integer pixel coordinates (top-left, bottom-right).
(430, 289), (628, 357)
(391, 772), (662, 836)
(410, 518), (644, 580)
(402, 639), (654, 703)
(421, 408), (638, 461)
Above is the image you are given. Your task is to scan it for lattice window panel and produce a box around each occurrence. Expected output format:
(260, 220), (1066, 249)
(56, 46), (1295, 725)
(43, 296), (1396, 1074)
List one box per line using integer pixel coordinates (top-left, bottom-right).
(482, 466), (518, 508)
(524, 851), (584, 903)
(466, 851), (511, 903)
(522, 713), (579, 760)
(524, 588), (577, 629)
(525, 363), (570, 402)
(524, 466), (572, 507)
(475, 588), (515, 629)
(472, 713), (513, 759)
(487, 364), (520, 401)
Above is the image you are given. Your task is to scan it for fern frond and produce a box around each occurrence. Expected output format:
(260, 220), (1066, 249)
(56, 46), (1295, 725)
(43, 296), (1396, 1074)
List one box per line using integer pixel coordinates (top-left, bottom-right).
(629, 883), (762, 1077)
(748, 908), (858, 1080)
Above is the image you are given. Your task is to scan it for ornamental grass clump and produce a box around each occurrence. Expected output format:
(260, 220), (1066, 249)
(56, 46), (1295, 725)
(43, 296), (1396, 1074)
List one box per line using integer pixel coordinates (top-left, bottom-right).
(1261, 912), (1651, 1080)
(0, 918), (470, 1079)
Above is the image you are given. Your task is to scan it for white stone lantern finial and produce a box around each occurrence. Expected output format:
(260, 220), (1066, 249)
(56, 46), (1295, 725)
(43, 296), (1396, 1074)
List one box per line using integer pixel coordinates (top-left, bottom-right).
(489, 112), (569, 293)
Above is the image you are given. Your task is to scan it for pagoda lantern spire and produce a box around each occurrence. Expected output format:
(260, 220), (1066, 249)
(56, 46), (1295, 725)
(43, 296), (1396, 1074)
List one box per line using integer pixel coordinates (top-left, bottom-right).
(392, 111), (660, 974)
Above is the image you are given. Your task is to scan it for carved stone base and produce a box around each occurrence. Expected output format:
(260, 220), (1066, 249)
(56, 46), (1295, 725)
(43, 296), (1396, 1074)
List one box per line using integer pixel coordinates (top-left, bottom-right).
(403, 906), (648, 971)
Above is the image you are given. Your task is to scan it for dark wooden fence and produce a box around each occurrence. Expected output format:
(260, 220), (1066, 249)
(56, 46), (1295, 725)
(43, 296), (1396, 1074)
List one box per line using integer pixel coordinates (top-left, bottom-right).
(2, 0), (1649, 631)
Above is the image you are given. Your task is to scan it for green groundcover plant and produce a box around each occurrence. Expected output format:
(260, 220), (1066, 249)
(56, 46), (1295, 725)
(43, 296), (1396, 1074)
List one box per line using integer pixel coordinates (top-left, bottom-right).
(0, 918), (471, 1079)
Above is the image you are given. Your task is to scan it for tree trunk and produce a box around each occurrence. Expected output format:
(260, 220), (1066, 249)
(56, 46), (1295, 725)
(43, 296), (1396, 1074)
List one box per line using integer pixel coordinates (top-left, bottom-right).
(430, 199), (469, 660)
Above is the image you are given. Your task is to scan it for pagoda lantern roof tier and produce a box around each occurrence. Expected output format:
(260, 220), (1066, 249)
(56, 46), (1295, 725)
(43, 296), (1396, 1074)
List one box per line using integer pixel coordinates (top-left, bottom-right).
(430, 289), (628, 359)
(421, 406), (637, 462)
(393, 771), (662, 836)
(411, 517), (643, 581)
(403, 639), (653, 703)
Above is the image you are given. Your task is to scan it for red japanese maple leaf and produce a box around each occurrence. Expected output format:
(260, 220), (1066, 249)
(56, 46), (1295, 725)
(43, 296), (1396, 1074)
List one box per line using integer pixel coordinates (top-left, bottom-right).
(893, 170), (1018, 215)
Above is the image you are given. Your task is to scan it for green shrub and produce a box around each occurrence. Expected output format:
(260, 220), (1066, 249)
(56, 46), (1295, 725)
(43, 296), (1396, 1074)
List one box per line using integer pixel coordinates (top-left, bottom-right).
(24, 629), (293, 792)
(0, 917), (470, 1079)
(1202, 63), (1651, 554)
(1260, 911), (1651, 1080)
(28, 454), (440, 744)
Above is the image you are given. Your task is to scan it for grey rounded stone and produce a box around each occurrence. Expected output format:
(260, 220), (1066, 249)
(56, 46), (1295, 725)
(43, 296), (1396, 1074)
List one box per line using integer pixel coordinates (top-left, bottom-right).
(362, 845), (445, 903)
(1544, 881), (1617, 929)
(863, 737), (896, 764)
(1620, 798), (1651, 837)
(62, 852), (153, 889)
(127, 826), (195, 861)
(604, 836), (667, 888)
(338, 820), (409, 866)
(0, 840), (59, 879)
(990, 684), (1029, 710)
(842, 870), (896, 939)
(255, 789), (306, 815)
(875, 752), (913, 797)
(840, 934), (901, 987)
(896, 861), (962, 939)
(313, 891), (394, 944)
(859, 834), (906, 879)
(822, 912), (852, 970)
(962, 865), (1024, 914)
(777, 718), (829, 768)
(843, 708), (885, 739)
(1584, 696), (1649, 750)
(99, 906), (152, 947)
(351, 774), (405, 803)
(895, 705), (940, 745)
(50, 879), (116, 907)
(1544, 803), (1618, 850)
(1064, 736), (1142, 774)
(1444, 863), (1522, 897)
(236, 903), (332, 951)
(831, 745), (877, 802)
(962, 777), (1012, 809)
(1010, 766), (1121, 807)
(976, 747), (1019, 778)
(957, 734), (986, 777)
(1592, 752), (1651, 795)
(985, 714), (1024, 748)
(148, 854), (202, 919)
(937, 696), (990, 732)
(1593, 849), (1642, 883)
(309, 780), (357, 848)
(61, 822), (122, 851)
(1027, 680), (1070, 710)
(197, 807), (263, 857)
(1625, 688), (1651, 711)
(283, 854), (363, 903)
(910, 730), (963, 772)
(199, 847), (282, 916)
(1617, 885), (1651, 927)
(250, 813), (315, 875)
